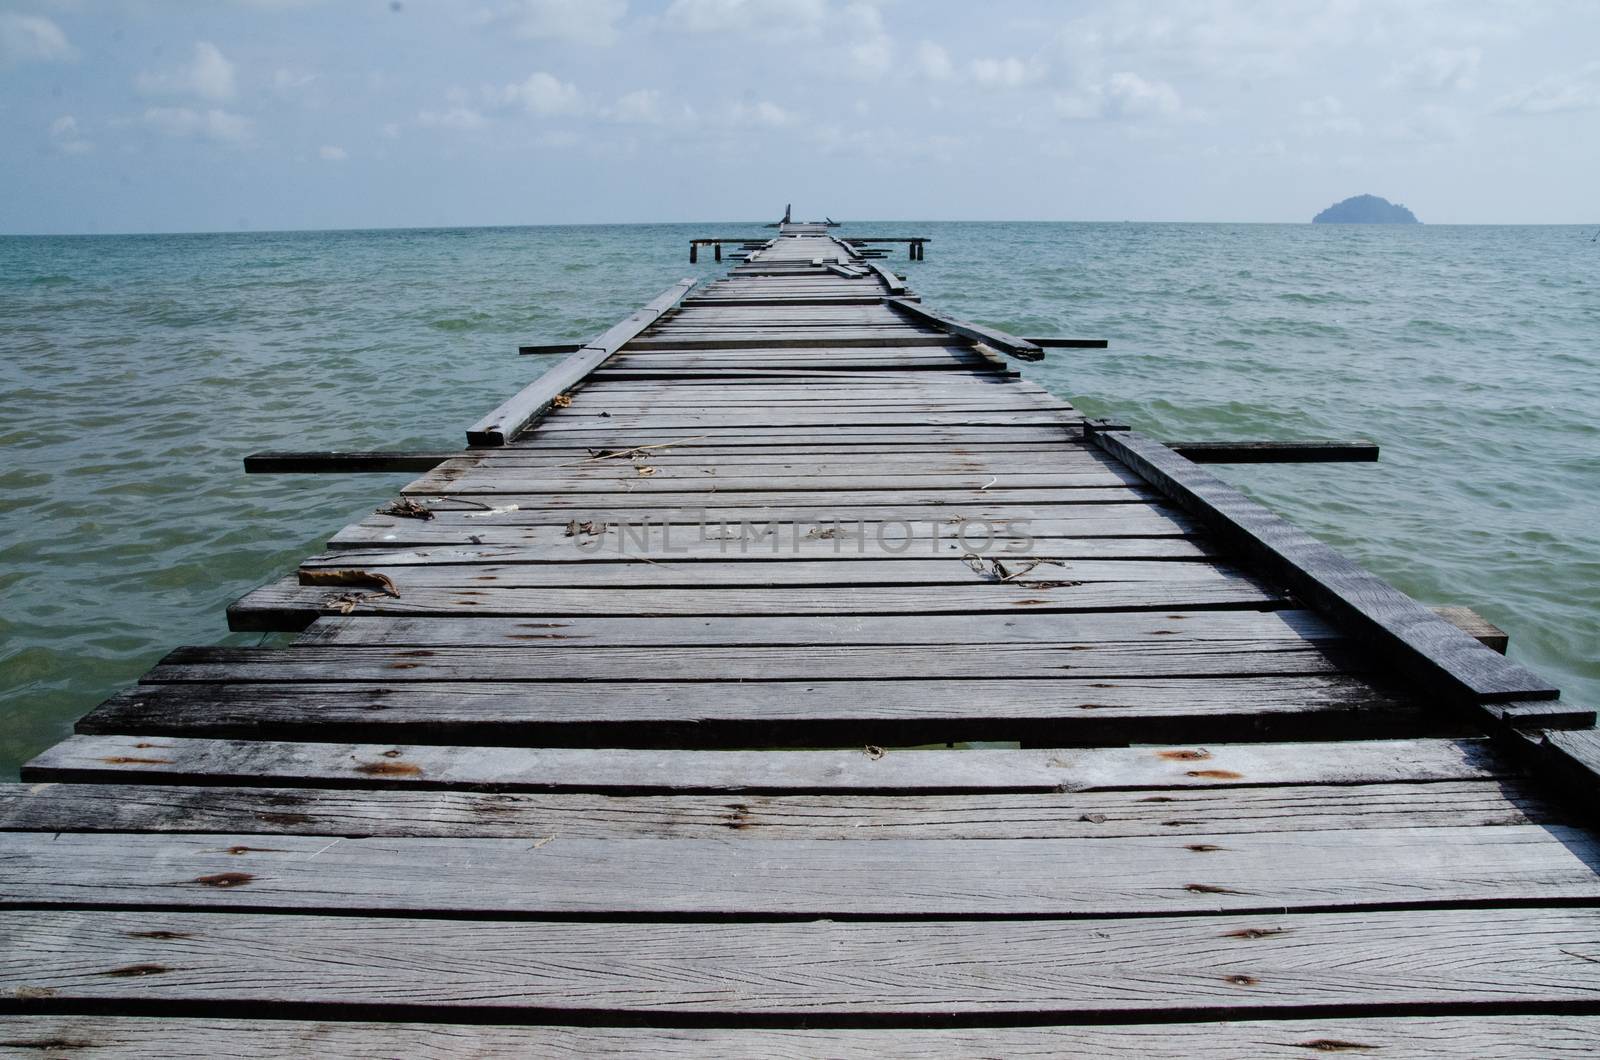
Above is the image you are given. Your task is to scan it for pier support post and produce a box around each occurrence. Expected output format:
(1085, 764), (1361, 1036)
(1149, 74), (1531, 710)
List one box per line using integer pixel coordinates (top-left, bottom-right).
(689, 243), (698, 264)
(715, 243), (722, 262)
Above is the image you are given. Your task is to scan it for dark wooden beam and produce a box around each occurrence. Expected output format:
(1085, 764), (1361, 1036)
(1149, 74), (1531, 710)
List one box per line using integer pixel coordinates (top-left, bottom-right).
(517, 343), (584, 356)
(243, 451), (456, 474)
(1166, 440), (1380, 463)
(886, 296), (1044, 361)
(1023, 337), (1109, 348)
(467, 278), (698, 446)
(1092, 428), (1560, 706)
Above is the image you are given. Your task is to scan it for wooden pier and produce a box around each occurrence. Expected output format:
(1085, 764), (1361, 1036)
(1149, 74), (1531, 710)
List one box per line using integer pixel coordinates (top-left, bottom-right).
(4, 215), (1600, 1055)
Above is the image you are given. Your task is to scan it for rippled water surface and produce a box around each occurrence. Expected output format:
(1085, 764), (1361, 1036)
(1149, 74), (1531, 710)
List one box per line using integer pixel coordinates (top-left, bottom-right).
(2, 222), (1596, 775)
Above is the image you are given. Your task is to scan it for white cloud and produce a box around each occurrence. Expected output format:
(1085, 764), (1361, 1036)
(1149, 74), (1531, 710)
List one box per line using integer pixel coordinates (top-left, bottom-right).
(494, 72), (583, 115)
(1382, 103), (1468, 144)
(1297, 95), (1363, 136)
(849, 36), (893, 79)
(319, 144), (348, 161)
(380, 122), (402, 138)
(916, 41), (952, 81)
(664, 0), (829, 37)
(1495, 61), (1600, 115)
(729, 99), (794, 127)
(1388, 47), (1480, 93)
(49, 115), (93, 155)
(841, 2), (890, 79)
(489, 0), (627, 46)
(0, 13), (74, 65)
(1055, 72), (1182, 121)
(273, 68), (317, 95)
(607, 88), (666, 124)
(969, 56), (1046, 89)
(137, 42), (237, 102)
(418, 105), (488, 130)
(143, 106), (253, 143)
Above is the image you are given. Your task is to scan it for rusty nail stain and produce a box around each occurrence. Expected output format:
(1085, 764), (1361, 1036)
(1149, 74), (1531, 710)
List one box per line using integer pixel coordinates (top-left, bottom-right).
(354, 760), (422, 777)
(1157, 749), (1211, 761)
(194, 872), (253, 888)
(1186, 769), (1245, 780)
(1223, 927), (1288, 940)
(100, 756), (171, 766)
(1293, 1041), (1376, 1053)
(1185, 882), (1248, 895)
(381, 749), (403, 758)
(99, 964), (168, 978)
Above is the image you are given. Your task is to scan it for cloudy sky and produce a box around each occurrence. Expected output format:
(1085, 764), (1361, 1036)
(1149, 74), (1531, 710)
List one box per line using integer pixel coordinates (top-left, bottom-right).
(3, 0), (1597, 233)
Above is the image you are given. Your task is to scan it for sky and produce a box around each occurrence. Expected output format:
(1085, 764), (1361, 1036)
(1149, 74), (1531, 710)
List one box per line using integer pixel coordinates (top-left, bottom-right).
(3, 0), (1598, 233)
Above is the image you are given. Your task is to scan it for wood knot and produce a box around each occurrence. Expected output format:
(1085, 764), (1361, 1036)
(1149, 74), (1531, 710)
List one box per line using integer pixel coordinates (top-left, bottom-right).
(1294, 1041), (1376, 1053)
(99, 964), (169, 978)
(1224, 974), (1258, 986)
(193, 872), (253, 888)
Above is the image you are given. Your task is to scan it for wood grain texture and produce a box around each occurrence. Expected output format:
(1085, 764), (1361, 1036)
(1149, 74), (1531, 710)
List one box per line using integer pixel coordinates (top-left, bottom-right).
(76, 673), (1425, 748)
(3, 1015), (1598, 1058)
(0, 779), (1560, 840)
(226, 575), (1283, 630)
(293, 608), (1336, 648)
(22, 735), (1514, 794)
(6, 907), (1600, 1015)
(2, 825), (1598, 916)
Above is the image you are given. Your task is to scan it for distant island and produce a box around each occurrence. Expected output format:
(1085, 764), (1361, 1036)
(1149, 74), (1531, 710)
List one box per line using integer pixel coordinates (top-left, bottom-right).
(1312, 195), (1420, 224)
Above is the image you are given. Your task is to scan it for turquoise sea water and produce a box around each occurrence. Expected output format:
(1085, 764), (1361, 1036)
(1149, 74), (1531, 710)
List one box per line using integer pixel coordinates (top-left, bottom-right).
(1, 221), (1596, 775)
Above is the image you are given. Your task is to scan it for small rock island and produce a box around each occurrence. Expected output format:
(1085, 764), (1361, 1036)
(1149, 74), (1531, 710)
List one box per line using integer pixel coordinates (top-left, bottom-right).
(1312, 194), (1420, 224)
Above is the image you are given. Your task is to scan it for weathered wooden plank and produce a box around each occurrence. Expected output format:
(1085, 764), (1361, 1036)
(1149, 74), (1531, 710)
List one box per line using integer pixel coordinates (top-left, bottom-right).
(1, 825), (1596, 916)
(326, 514), (1201, 551)
(1, 1015), (1595, 1059)
(407, 475), (1146, 498)
(144, 642), (1356, 684)
(6, 907), (1600, 1015)
(1433, 605), (1509, 652)
(22, 734), (1513, 793)
(292, 557), (1242, 590)
(465, 278), (697, 446)
(1094, 429), (1560, 704)
(512, 427), (1085, 447)
(0, 779), (1558, 840)
(886, 296), (1044, 360)
(324, 532), (1212, 561)
(294, 608), (1330, 648)
(79, 672), (1418, 749)
(226, 575), (1283, 628)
